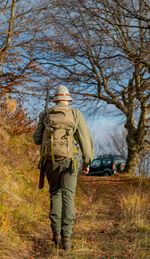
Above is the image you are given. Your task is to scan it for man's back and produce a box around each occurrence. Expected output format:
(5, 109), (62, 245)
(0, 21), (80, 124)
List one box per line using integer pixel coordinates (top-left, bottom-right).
(33, 102), (93, 166)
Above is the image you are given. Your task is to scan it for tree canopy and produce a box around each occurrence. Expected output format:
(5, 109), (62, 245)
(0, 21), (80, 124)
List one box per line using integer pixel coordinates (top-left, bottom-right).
(0, 0), (149, 175)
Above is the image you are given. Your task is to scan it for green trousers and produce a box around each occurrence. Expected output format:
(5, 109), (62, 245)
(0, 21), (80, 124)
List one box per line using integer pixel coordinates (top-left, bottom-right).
(44, 159), (78, 238)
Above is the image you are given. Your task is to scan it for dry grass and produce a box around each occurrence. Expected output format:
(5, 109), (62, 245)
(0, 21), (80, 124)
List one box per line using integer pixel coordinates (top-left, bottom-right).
(0, 115), (150, 258)
(120, 188), (150, 229)
(0, 123), (49, 258)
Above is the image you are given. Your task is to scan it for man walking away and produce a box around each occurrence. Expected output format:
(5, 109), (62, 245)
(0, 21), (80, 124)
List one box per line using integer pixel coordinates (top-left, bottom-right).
(33, 85), (94, 251)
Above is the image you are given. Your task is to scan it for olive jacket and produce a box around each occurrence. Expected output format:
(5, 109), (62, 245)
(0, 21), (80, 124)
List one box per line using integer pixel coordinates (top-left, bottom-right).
(33, 103), (94, 166)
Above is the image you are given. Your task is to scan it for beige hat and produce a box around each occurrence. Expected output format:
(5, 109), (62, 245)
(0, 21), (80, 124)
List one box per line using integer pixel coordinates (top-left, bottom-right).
(53, 85), (73, 102)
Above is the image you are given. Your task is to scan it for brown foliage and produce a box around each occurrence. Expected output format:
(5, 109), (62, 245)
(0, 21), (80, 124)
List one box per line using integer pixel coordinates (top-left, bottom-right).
(0, 99), (34, 136)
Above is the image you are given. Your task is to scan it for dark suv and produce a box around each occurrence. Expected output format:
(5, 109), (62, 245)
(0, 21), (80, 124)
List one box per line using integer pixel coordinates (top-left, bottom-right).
(88, 155), (126, 176)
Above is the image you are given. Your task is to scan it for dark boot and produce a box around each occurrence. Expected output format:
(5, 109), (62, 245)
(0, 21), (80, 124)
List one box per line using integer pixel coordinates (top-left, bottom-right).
(62, 237), (72, 251)
(53, 233), (61, 248)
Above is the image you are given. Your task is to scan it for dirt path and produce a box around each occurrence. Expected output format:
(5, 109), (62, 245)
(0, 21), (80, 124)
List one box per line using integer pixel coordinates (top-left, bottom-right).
(27, 175), (149, 259)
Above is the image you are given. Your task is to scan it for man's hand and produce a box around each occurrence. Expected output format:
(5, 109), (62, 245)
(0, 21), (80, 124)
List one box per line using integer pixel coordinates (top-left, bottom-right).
(82, 166), (89, 175)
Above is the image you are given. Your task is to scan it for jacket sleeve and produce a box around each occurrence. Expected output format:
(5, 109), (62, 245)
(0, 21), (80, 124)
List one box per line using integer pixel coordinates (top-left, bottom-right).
(74, 109), (94, 166)
(33, 111), (45, 145)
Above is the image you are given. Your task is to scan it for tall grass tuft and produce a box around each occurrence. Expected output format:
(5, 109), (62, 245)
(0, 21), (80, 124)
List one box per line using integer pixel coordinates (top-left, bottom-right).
(120, 188), (150, 229)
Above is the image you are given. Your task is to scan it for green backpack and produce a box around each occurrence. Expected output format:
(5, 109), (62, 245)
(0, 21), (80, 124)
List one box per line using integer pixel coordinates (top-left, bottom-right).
(41, 106), (75, 162)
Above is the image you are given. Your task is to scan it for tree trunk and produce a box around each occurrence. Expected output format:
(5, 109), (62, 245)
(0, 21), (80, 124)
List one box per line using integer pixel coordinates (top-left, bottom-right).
(124, 118), (141, 176)
(125, 146), (141, 176)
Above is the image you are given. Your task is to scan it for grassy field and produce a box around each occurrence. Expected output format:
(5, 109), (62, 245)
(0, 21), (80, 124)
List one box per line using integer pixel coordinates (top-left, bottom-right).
(0, 125), (150, 258)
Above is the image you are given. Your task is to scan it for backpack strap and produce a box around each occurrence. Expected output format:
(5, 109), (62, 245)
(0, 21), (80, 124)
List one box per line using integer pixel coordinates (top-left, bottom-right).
(51, 132), (55, 163)
(70, 108), (79, 172)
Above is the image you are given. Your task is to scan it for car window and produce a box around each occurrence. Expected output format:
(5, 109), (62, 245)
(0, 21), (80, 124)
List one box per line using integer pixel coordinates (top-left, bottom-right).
(90, 159), (101, 168)
(102, 158), (112, 166)
(114, 158), (125, 164)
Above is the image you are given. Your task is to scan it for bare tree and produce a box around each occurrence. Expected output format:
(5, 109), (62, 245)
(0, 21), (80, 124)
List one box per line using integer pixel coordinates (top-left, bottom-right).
(38, 0), (150, 175)
(0, 0), (149, 175)
(96, 129), (127, 159)
(96, 127), (150, 176)
(0, 0), (49, 98)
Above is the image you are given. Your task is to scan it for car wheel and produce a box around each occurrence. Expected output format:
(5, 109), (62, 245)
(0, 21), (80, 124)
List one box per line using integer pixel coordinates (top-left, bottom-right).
(103, 171), (111, 176)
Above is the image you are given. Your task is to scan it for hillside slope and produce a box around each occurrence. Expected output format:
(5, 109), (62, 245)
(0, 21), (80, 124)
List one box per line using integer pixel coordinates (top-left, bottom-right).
(26, 176), (150, 259)
(0, 125), (150, 258)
